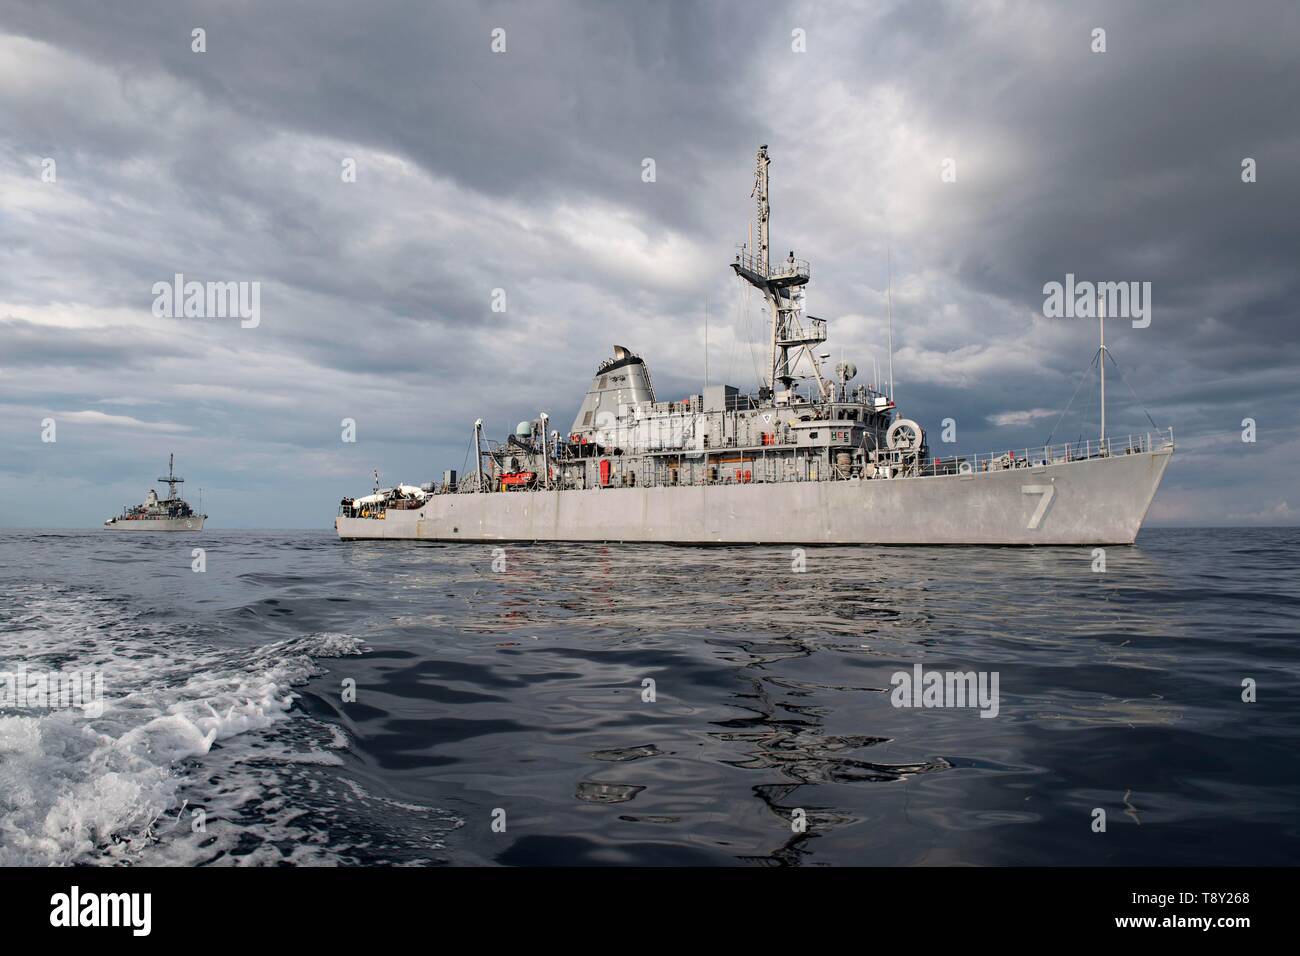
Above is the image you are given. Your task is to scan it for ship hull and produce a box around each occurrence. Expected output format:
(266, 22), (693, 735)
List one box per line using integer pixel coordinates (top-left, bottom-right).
(104, 516), (206, 532)
(336, 445), (1171, 546)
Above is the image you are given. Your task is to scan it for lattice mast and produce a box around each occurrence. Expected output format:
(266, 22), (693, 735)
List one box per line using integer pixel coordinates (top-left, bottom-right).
(731, 145), (827, 398)
(158, 453), (184, 501)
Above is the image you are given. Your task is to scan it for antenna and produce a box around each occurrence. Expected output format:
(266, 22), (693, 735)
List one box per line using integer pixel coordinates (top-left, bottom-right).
(757, 146), (777, 389)
(755, 145), (770, 275)
(886, 242), (895, 402)
(1098, 292), (1107, 446)
(539, 412), (551, 490)
(704, 296), (709, 390)
(473, 419), (487, 492)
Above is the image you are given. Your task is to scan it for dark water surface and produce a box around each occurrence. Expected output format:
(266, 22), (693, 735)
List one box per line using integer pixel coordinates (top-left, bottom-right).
(1, 527), (1297, 866)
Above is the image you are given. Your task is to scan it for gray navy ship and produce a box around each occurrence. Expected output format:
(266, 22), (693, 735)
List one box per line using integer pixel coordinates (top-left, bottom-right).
(337, 147), (1173, 545)
(105, 454), (206, 531)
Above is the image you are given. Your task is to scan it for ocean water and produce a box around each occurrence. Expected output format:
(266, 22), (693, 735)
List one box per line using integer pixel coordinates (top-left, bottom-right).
(0, 527), (1296, 867)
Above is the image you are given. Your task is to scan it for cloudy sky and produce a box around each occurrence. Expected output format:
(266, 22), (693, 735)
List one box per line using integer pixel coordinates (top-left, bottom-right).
(1, 0), (1296, 528)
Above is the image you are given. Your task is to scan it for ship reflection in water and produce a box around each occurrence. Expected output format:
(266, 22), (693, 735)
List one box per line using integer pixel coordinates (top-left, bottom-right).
(2, 527), (1296, 866)
(325, 529), (1298, 866)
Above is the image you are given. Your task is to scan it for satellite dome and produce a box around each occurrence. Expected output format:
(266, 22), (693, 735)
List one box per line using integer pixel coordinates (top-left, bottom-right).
(515, 421), (533, 437)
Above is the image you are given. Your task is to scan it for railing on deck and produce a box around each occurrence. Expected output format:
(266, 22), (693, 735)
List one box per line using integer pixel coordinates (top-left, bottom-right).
(428, 427), (1175, 496)
(921, 427), (1175, 478)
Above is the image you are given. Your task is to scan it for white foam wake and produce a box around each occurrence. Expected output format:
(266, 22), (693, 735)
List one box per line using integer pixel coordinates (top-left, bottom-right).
(0, 585), (364, 865)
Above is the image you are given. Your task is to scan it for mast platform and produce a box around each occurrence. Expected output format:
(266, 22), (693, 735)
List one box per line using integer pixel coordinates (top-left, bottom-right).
(731, 252), (810, 289)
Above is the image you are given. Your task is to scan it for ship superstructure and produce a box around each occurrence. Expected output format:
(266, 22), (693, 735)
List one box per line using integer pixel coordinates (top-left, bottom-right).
(336, 147), (1173, 545)
(105, 454), (206, 531)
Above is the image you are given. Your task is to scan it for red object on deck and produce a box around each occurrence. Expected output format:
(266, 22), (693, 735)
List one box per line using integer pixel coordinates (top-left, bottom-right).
(501, 471), (535, 487)
(599, 459), (611, 486)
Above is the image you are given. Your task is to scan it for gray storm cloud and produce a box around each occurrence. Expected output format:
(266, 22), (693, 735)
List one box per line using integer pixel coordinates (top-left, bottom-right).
(0, 0), (1296, 527)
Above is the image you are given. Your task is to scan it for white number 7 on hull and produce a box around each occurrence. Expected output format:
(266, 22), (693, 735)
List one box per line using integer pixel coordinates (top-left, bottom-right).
(1021, 484), (1056, 530)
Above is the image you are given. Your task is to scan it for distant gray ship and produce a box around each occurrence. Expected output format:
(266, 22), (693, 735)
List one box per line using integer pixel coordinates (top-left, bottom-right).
(105, 454), (206, 531)
(337, 147), (1172, 545)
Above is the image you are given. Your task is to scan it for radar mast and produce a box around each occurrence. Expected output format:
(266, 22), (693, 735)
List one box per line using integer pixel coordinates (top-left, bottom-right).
(731, 145), (828, 400)
(158, 453), (184, 501)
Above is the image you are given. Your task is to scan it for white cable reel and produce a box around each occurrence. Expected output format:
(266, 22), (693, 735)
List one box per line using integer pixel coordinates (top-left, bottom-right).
(886, 419), (924, 451)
